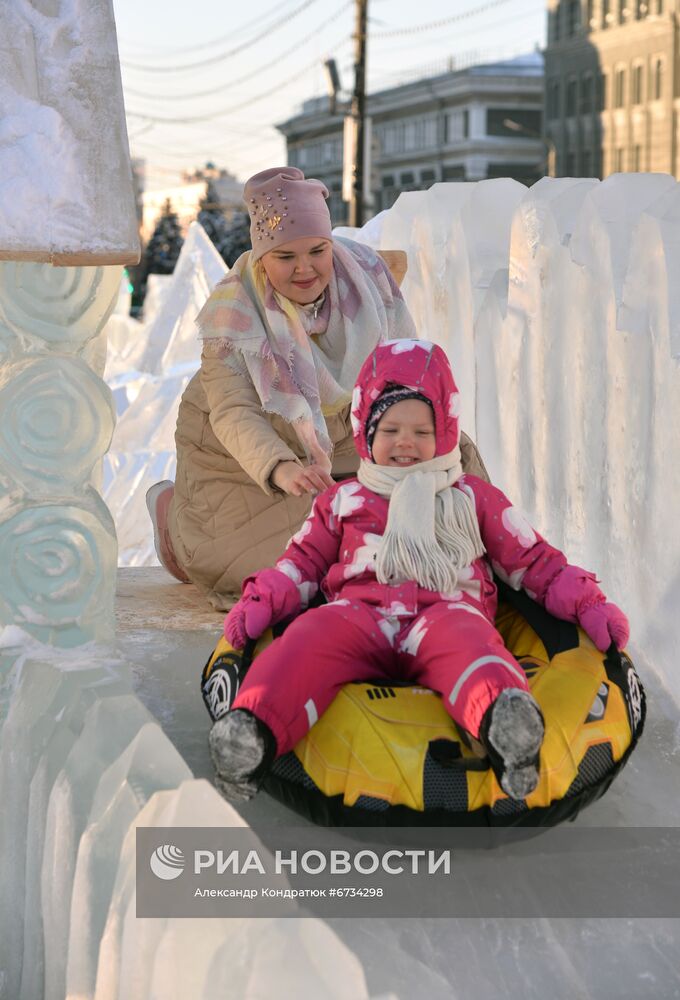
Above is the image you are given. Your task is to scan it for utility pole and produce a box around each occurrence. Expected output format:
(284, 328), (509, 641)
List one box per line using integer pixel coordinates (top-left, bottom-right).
(349, 0), (367, 228)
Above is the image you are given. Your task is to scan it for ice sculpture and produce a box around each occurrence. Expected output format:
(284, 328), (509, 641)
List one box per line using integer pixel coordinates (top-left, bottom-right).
(0, 632), (381, 1000)
(136, 222), (227, 376)
(0, 263), (121, 645)
(94, 781), (374, 1000)
(0, 0), (139, 643)
(0, 356), (115, 488)
(103, 223), (228, 566)
(0, 1), (138, 263)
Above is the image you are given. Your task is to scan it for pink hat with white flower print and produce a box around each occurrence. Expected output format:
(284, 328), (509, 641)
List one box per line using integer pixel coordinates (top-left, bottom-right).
(350, 339), (461, 460)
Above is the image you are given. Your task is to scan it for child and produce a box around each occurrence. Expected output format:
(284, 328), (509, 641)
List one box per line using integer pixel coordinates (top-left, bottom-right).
(210, 340), (629, 801)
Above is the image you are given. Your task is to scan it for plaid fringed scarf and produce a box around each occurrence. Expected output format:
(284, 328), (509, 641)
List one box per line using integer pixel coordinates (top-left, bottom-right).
(197, 237), (416, 468)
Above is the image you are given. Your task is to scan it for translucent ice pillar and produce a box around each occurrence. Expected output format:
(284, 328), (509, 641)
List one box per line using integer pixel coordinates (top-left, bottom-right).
(0, 261), (120, 645)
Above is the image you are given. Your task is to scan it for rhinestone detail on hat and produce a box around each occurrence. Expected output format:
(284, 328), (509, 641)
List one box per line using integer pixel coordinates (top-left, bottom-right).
(252, 187), (295, 242)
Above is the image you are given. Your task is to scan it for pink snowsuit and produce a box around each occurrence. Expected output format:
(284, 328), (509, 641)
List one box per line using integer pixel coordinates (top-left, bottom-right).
(231, 340), (619, 756)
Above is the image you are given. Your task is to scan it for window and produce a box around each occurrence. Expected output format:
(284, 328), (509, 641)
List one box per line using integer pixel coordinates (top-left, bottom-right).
(381, 175), (395, 188)
(486, 108), (542, 136)
(446, 109), (469, 142)
(586, 0), (594, 27)
(614, 68), (626, 108)
(382, 123), (405, 154)
(654, 59), (663, 99)
(567, 0), (580, 33)
(618, 0), (626, 21)
(581, 73), (594, 113)
(442, 165), (466, 180)
(614, 148), (625, 171)
(635, 0), (647, 16)
(566, 79), (578, 116)
(547, 80), (561, 119)
(552, 4), (561, 41)
(424, 117), (438, 147)
(598, 72), (608, 110)
(632, 64), (643, 103)
(420, 169), (436, 185)
(400, 171), (415, 186)
(602, 0), (611, 25)
(566, 151), (577, 175)
(632, 145), (642, 170)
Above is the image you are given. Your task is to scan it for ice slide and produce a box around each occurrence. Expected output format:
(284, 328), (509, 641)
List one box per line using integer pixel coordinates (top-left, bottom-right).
(2, 176), (680, 998)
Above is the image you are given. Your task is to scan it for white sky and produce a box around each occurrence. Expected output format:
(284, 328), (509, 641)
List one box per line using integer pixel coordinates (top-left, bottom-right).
(111, 0), (546, 190)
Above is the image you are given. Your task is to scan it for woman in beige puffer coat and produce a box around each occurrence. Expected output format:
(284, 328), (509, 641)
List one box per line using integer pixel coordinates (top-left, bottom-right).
(150, 167), (488, 610)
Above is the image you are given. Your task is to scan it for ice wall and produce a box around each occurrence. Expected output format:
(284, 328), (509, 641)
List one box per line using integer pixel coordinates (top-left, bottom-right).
(344, 174), (680, 704)
(0, 630), (382, 1000)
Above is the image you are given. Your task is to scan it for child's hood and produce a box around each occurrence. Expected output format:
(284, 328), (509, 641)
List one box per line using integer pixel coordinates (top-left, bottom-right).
(350, 339), (461, 459)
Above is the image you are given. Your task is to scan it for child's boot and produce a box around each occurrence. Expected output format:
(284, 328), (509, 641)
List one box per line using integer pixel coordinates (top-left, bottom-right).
(209, 709), (274, 801)
(479, 688), (545, 800)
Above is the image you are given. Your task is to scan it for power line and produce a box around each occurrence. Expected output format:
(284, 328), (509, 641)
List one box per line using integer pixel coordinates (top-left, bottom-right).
(371, 0), (520, 39)
(122, 4), (352, 103)
(121, 0), (320, 74)
(126, 35), (350, 125)
(371, 4), (543, 54)
(132, 124), (280, 161)
(117, 0), (305, 59)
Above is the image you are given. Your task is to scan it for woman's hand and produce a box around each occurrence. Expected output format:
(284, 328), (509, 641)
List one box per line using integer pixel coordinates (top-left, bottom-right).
(271, 460), (335, 497)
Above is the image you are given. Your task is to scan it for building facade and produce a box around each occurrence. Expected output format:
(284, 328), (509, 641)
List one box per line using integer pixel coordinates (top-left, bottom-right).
(544, 0), (678, 177)
(276, 54), (545, 225)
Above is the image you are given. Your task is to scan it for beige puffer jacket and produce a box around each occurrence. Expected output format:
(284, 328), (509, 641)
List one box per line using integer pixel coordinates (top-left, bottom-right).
(168, 355), (490, 610)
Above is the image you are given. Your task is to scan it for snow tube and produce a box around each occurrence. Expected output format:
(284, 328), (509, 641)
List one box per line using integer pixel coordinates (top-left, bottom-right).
(201, 583), (645, 827)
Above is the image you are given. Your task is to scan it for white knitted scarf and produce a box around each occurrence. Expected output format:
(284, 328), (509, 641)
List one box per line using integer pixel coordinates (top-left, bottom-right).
(357, 447), (486, 594)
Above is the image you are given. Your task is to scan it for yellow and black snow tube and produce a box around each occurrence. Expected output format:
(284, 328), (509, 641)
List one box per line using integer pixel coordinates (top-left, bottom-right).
(201, 583), (645, 827)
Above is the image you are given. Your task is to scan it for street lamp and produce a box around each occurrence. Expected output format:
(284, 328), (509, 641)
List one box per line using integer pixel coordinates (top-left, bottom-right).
(323, 59), (342, 116)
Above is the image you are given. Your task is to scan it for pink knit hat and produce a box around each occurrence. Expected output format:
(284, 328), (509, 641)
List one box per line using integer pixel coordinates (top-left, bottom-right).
(243, 166), (332, 261)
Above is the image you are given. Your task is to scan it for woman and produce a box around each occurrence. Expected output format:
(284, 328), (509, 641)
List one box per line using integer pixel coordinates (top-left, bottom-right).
(148, 166), (488, 609)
